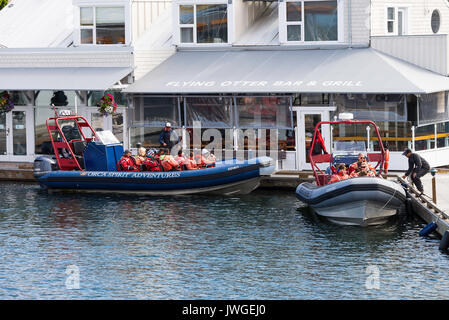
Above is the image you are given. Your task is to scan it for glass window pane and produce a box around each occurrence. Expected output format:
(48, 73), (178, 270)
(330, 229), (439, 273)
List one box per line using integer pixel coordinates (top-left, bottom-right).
(287, 2), (302, 22)
(96, 7), (125, 44)
(35, 91), (77, 107)
(236, 97), (292, 129)
(185, 97), (233, 128)
(196, 4), (228, 44)
(0, 113), (6, 155)
(180, 5), (194, 24)
(333, 94), (407, 122)
(130, 127), (166, 148)
(304, 1), (338, 41)
(132, 97), (180, 127)
(12, 111), (26, 156)
(431, 10), (440, 34)
(112, 113), (124, 143)
(180, 27), (194, 43)
(80, 7), (93, 26)
(287, 25), (302, 41)
(437, 121), (449, 148)
(81, 29), (93, 44)
(387, 21), (394, 33)
(418, 92), (448, 126)
(388, 8), (395, 20)
(35, 108), (56, 155)
(89, 91), (126, 107)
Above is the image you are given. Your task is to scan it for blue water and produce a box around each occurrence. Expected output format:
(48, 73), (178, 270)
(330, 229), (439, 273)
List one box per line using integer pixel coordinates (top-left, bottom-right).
(0, 182), (448, 299)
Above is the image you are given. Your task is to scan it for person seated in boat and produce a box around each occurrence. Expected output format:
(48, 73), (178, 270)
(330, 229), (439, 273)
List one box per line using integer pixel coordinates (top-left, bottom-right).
(329, 163), (349, 183)
(351, 162), (375, 178)
(175, 150), (198, 170)
(143, 149), (162, 172)
(349, 153), (375, 174)
(195, 149), (216, 169)
(134, 147), (147, 167)
(160, 153), (181, 171)
(118, 150), (139, 171)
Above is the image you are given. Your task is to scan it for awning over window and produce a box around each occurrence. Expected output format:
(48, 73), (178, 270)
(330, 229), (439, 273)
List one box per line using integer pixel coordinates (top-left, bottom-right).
(123, 48), (449, 94)
(0, 67), (133, 91)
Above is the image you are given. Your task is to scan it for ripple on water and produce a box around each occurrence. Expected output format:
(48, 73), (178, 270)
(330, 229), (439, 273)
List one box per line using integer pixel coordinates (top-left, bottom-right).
(0, 183), (449, 299)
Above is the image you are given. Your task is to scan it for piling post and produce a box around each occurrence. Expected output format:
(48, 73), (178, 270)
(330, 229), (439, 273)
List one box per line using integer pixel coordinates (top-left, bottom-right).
(430, 168), (437, 204)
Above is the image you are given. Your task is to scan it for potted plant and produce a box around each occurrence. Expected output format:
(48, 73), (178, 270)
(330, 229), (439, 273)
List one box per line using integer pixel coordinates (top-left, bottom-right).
(97, 93), (118, 116)
(0, 91), (14, 114)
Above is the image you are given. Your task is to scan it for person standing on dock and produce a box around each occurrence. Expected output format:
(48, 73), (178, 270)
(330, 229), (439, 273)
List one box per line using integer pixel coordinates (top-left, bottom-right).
(402, 148), (430, 196)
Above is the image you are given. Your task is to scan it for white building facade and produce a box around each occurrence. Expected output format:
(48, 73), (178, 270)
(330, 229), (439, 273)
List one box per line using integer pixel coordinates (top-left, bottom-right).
(1, 0), (449, 172)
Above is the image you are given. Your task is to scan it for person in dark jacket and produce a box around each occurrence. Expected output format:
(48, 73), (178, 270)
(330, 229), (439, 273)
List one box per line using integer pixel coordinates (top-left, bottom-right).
(159, 122), (179, 153)
(401, 148), (430, 195)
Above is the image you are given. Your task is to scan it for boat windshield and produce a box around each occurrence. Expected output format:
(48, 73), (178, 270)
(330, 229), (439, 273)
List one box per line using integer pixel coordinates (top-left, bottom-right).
(95, 130), (120, 145)
(333, 140), (367, 152)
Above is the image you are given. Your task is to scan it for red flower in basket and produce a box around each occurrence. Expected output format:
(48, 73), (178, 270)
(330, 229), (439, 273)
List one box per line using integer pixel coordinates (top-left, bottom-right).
(97, 93), (118, 116)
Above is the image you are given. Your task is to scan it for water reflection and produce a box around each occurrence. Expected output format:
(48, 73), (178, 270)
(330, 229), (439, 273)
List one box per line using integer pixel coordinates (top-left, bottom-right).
(0, 184), (448, 299)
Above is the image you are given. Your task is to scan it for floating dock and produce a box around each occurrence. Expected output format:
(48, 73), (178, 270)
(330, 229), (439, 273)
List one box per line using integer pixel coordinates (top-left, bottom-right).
(398, 175), (449, 238)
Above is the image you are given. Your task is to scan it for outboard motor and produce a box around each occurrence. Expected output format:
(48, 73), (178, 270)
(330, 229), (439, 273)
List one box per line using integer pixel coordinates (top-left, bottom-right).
(33, 156), (58, 179)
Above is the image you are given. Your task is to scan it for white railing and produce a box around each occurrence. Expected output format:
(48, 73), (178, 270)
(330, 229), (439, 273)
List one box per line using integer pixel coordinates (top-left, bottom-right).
(131, 0), (172, 41)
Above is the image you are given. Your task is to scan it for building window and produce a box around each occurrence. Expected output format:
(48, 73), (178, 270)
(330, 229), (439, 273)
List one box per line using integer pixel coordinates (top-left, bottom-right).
(431, 10), (441, 34)
(79, 6), (126, 45)
(179, 4), (228, 44)
(285, 0), (338, 43)
(387, 7), (395, 33)
(286, 2), (302, 41)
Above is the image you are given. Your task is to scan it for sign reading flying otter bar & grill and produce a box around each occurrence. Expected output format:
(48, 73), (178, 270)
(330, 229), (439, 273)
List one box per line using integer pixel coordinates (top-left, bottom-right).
(166, 80), (364, 89)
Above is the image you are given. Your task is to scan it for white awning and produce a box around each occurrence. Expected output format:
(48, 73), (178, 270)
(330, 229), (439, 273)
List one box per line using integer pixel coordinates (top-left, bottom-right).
(0, 67), (133, 91)
(124, 48), (449, 94)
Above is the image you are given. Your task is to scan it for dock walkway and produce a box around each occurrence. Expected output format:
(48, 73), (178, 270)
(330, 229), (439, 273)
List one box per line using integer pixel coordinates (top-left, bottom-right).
(398, 173), (449, 239)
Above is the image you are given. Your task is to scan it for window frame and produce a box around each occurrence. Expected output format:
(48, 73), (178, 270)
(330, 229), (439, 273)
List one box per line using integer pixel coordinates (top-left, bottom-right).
(281, 0), (343, 45)
(175, 2), (231, 46)
(76, 5), (129, 46)
(385, 6), (408, 36)
(285, 1), (303, 42)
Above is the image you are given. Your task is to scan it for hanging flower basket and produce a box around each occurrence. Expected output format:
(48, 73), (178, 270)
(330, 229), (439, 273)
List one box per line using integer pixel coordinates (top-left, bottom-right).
(97, 93), (117, 116)
(0, 91), (14, 114)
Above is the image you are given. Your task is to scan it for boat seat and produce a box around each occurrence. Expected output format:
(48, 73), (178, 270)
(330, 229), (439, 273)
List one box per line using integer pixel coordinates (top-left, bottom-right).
(72, 140), (87, 156)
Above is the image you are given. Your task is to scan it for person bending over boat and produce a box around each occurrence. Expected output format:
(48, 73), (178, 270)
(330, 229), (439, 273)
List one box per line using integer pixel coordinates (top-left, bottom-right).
(118, 150), (139, 171)
(329, 163), (349, 183)
(175, 150), (198, 170)
(401, 148), (430, 196)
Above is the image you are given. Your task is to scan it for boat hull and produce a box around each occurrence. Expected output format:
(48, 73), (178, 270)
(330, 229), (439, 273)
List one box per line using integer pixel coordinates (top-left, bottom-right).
(35, 157), (274, 196)
(296, 177), (406, 226)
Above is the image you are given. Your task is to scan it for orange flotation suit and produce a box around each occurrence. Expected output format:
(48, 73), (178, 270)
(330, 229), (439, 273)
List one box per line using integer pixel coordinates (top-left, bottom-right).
(161, 155), (180, 171)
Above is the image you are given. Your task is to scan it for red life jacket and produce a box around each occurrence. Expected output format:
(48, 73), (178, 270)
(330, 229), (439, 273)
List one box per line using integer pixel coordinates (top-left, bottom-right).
(144, 157), (162, 172)
(118, 156), (139, 171)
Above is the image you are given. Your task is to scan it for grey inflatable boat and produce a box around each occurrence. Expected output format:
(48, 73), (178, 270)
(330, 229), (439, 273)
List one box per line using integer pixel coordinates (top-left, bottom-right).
(296, 177), (406, 226)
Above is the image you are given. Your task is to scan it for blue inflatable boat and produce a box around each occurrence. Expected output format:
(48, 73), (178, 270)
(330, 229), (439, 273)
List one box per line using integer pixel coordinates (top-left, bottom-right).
(34, 156), (275, 195)
(33, 113), (274, 195)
